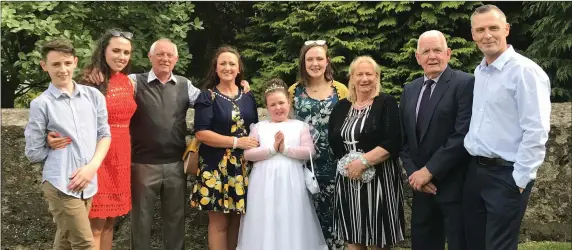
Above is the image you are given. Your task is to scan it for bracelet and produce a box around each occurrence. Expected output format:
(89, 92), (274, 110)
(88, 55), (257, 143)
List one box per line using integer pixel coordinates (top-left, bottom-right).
(232, 137), (238, 149)
(359, 155), (370, 167)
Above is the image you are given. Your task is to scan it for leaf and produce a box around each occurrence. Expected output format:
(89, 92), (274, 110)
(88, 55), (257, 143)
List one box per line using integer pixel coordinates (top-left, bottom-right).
(421, 3), (433, 9)
(378, 17), (397, 28)
(193, 17), (204, 30)
(421, 11), (438, 24)
(439, 2), (465, 9)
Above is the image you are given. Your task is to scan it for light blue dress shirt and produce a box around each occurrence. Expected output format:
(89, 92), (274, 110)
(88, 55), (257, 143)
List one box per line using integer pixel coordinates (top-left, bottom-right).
(128, 70), (200, 106)
(24, 82), (111, 198)
(464, 46), (551, 189)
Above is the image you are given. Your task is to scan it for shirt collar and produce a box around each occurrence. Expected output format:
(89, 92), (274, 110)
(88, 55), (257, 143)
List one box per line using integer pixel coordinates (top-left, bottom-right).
(478, 45), (515, 71)
(47, 81), (84, 98)
(423, 65), (447, 85)
(147, 70), (177, 85)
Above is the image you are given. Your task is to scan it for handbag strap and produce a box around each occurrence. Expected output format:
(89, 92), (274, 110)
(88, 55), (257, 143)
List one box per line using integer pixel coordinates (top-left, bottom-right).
(307, 147), (315, 174)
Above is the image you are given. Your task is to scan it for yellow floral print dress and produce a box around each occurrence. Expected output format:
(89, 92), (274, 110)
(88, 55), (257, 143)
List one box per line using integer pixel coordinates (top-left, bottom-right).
(190, 88), (258, 213)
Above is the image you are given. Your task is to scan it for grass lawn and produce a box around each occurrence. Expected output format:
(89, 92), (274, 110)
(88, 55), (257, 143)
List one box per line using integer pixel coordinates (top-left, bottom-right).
(392, 241), (571, 250)
(519, 242), (572, 250)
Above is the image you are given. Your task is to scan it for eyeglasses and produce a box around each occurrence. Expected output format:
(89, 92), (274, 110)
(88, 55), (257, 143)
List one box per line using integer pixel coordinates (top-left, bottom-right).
(304, 40), (326, 46)
(109, 29), (133, 40)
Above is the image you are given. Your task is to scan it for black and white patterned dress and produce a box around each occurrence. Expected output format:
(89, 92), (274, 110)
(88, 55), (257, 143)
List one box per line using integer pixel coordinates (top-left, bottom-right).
(331, 99), (405, 248)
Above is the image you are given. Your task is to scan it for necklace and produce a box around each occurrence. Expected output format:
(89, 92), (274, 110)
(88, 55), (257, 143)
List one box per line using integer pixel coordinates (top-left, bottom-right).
(353, 98), (373, 109)
(307, 80), (330, 92)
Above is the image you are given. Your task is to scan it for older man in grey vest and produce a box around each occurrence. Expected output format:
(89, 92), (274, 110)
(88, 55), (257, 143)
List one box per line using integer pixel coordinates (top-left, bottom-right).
(77, 38), (248, 249)
(126, 38), (195, 250)
(129, 39), (251, 249)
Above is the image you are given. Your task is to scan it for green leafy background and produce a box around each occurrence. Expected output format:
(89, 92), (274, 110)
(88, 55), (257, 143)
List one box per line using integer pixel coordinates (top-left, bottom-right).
(1, 1), (570, 107)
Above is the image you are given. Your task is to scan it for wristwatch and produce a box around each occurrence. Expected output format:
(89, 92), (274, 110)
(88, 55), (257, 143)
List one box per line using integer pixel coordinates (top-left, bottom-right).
(359, 155), (370, 167)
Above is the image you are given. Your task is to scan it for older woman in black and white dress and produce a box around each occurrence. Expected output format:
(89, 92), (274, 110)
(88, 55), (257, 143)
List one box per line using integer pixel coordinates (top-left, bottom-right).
(328, 56), (405, 250)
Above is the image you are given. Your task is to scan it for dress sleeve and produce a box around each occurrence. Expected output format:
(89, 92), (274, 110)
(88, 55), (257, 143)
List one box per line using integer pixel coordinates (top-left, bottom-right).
(283, 123), (315, 160)
(194, 90), (214, 132)
(378, 94), (402, 157)
(244, 122), (275, 162)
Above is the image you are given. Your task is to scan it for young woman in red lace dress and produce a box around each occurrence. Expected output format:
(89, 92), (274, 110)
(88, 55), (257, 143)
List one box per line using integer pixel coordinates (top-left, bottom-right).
(47, 29), (137, 250)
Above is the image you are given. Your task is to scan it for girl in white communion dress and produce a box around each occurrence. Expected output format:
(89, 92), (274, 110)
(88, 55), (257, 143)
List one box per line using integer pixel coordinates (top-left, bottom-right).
(236, 78), (327, 250)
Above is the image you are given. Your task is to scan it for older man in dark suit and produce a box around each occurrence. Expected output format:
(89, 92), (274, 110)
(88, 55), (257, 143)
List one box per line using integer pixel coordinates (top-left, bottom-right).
(399, 30), (474, 250)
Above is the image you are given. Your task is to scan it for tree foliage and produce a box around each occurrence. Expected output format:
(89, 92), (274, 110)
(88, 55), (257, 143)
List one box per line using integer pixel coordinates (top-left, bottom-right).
(2, 1), (571, 108)
(1, 2), (202, 107)
(237, 1), (483, 103)
(523, 2), (572, 102)
(186, 2), (254, 86)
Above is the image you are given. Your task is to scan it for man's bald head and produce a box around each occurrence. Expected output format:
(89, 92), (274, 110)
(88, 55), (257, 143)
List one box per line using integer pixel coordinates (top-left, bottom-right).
(417, 30), (448, 52)
(415, 30), (451, 79)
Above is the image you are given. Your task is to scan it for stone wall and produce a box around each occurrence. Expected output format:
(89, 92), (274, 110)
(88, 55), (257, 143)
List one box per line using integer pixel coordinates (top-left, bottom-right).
(1, 103), (570, 249)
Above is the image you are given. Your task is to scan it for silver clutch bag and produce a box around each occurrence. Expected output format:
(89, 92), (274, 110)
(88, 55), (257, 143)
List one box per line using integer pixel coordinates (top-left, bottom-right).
(336, 151), (376, 183)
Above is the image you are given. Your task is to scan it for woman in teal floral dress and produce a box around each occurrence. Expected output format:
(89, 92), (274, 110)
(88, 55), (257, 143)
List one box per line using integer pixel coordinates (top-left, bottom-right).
(288, 40), (348, 249)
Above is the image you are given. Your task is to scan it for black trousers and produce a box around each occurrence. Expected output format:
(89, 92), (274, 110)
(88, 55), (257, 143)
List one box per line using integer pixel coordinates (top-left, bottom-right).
(411, 192), (466, 250)
(463, 158), (534, 250)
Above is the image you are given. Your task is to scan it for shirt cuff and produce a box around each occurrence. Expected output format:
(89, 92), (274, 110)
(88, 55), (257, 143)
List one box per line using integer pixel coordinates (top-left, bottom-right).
(512, 169), (532, 189)
(269, 146), (277, 156)
(281, 145), (289, 155)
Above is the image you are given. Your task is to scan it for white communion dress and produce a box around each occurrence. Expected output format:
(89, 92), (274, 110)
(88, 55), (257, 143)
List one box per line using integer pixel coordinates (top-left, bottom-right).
(237, 119), (328, 250)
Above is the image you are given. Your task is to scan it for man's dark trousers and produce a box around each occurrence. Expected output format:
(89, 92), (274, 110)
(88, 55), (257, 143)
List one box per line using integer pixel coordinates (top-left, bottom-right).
(463, 157), (534, 250)
(411, 191), (466, 250)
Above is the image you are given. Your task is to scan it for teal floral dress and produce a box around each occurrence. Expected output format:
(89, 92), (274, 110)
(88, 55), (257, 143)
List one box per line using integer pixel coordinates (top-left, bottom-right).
(190, 88), (258, 213)
(290, 81), (348, 249)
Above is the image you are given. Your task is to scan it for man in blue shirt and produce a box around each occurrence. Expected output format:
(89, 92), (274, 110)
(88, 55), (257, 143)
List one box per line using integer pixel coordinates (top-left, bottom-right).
(463, 5), (551, 250)
(24, 39), (111, 249)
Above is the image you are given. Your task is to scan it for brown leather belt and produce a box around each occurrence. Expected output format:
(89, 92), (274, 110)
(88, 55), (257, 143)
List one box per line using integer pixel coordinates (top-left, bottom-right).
(476, 156), (514, 167)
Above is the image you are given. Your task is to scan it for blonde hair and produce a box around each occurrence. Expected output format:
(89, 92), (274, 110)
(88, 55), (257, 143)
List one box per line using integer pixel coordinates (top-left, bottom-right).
(347, 56), (382, 103)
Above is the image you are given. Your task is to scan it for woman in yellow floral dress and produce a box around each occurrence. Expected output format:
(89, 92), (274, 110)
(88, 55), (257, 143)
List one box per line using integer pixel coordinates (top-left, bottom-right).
(190, 46), (259, 250)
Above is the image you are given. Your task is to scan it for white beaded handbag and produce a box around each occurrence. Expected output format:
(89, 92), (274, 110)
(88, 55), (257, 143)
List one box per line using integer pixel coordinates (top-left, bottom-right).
(304, 148), (320, 194)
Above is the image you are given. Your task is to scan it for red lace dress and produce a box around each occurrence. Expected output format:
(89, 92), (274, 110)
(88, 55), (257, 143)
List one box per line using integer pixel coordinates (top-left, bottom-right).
(89, 73), (137, 218)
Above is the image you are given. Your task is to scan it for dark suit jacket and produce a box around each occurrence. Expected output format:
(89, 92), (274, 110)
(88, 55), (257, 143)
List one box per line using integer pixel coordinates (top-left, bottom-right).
(399, 66), (474, 202)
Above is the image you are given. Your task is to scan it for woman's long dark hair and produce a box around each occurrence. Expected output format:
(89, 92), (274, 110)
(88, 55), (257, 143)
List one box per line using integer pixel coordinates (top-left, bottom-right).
(203, 46), (245, 90)
(79, 29), (132, 95)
